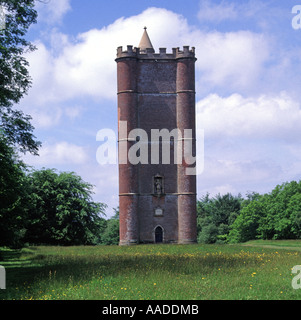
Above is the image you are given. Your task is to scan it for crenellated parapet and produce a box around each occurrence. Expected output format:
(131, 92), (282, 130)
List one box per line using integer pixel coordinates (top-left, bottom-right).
(116, 45), (196, 61)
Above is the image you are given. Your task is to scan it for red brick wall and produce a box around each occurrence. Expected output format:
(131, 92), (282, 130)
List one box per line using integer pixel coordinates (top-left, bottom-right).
(177, 58), (197, 244)
(116, 47), (197, 245)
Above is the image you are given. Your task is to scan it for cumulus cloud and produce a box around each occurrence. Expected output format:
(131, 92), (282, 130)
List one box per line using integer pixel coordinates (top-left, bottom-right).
(35, 0), (72, 25)
(21, 7), (273, 128)
(32, 7), (193, 101)
(20, 8), (192, 127)
(195, 91), (301, 196)
(195, 30), (270, 92)
(196, 92), (301, 140)
(23, 142), (89, 166)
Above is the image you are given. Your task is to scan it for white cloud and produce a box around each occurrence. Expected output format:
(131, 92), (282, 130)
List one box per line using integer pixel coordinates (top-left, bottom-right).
(24, 142), (89, 166)
(22, 7), (273, 128)
(198, 0), (238, 23)
(195, 30), (270, 92)
(29, 107), (62, 128)
(52, 28), (117, 101)
(25, 41), (55, 105)
(50, 7), (194, 100)
(21, 8), (193, 127)
(197, 156), (284, 197)
(196, 92), (301, 140)
(35, 0), (71, 25)
(86, 164), (119, 214)
(195, 91), (301, 196)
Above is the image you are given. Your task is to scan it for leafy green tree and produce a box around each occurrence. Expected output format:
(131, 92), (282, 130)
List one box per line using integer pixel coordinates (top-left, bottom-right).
(228, 197), (266, 243)
(25, 169), (107, 245)
(0, 135), (29, 247)
(101, 219), (119, 245)
(0, 0), (40, 154)
(197, 193), (242, 243)
(0, 0), (41, 247)
(197, 223), (218, 244)
(100, 208), (119, 245)
(286, 193), (301, 238)
(229, 181), (301, 243)
(258, 181), (301, 240)
(212, 193), (242, 226)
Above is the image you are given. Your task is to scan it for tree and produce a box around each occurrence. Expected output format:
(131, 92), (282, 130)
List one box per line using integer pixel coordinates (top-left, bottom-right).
(197, 193), (242, 243)
(286, 193), (301, 238)
(228, 197), (266, 243)
(198, 223), (218, 244)
(0, 1), (42, 246)
(0, 134), (29, 247)
(101, 219), (119, 245)
(0, 0), (40, 154)
(99, 208), (120, 245)
(25, 169), (107, 245)
(228, 181), (301, 243)
(258, 181), (301, 240)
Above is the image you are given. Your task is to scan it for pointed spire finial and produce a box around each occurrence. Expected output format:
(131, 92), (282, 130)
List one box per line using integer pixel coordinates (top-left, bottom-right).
(138, 27), (154, 53)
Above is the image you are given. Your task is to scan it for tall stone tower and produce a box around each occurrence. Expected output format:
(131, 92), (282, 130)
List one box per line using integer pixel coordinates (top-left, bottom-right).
(116, 28), (197, 245)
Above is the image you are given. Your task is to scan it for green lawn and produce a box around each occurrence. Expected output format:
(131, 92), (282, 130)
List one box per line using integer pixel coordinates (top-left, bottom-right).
(243, 240), (301, 249)
(0, 241), (301, 300)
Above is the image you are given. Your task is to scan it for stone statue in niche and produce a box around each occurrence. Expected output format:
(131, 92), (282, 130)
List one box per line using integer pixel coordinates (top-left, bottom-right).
(154, 175), (164, 197)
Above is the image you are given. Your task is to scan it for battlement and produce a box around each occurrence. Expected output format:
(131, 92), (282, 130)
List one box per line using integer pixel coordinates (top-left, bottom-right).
(116, 45), (196, 61)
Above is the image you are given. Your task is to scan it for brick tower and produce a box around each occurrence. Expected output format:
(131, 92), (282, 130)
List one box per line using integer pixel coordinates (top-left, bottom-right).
(116, 28), (197, 245)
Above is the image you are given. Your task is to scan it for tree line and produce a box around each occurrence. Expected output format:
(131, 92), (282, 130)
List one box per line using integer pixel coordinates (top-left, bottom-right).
(2, 158), (301, 247)
(197, 181), (301, 244)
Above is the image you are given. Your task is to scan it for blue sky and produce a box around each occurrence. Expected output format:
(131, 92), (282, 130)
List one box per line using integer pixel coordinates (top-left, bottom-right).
(20, 0), (301, 217)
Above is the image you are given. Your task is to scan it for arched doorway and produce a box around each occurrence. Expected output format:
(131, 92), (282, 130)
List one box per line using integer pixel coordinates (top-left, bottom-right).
(155, 226), (163, 243)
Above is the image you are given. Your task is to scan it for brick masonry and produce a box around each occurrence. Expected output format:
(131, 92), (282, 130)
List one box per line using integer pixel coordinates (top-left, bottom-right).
(116, 45), (197, 245)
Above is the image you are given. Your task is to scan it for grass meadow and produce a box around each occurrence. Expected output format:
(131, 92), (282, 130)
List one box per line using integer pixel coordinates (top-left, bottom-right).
(0, 241), (301, 300)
